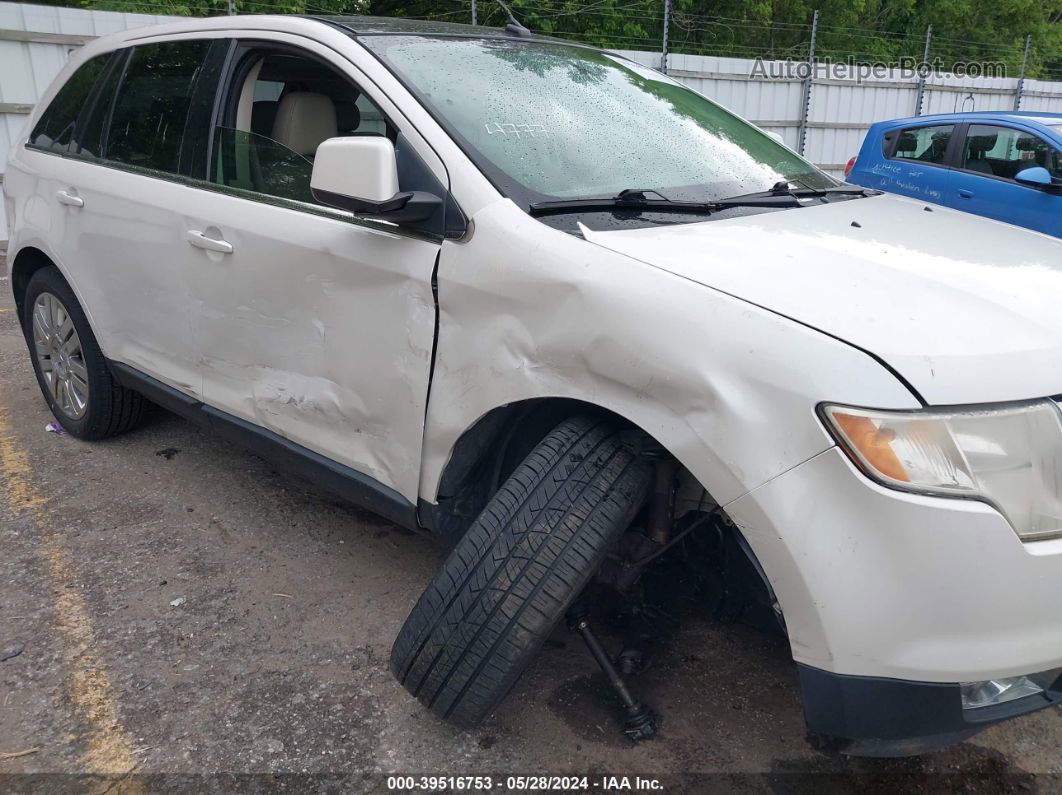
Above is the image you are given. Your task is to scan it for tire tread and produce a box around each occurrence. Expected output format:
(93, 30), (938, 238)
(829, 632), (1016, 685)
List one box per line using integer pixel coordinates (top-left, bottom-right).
(390, 414), (651, 727)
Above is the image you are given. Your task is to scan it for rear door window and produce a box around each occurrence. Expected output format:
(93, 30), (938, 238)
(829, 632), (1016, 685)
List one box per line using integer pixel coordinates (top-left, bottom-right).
(107, 40), (211, 174)
(29, 53), (113, 153)
(889, 124), (954, 166)
(75, 50), (127, 160)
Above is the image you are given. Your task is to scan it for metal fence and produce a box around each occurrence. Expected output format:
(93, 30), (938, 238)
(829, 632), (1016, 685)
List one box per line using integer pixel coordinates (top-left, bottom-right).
(0, 3), (185, 242)
(3, 2), (1062, 242)
(612, 49), (1062, 174)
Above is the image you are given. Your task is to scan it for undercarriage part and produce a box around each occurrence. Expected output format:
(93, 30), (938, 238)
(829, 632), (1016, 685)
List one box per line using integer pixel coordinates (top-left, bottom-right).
(598, 530), (662, 593)
(616, 602), (678, 675)
(646, 456), (678, 545)
(599, 506), (785, 681)
(597, 456), (681, 593)
(635, 508), (783, 635)
(704, 516), (785, 633)
(566, 598), (658, 742)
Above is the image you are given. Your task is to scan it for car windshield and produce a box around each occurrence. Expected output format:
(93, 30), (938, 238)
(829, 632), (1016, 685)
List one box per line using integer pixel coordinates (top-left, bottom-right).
(361, 36), (835, 206)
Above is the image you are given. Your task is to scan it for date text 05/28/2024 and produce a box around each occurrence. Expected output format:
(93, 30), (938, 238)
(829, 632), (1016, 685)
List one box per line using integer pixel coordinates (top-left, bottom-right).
(386, 776), (665, 791)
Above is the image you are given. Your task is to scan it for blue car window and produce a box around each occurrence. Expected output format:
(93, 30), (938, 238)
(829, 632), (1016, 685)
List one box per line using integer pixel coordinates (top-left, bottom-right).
(891, 125), (953, 165)
(962, 124), (1061, 181)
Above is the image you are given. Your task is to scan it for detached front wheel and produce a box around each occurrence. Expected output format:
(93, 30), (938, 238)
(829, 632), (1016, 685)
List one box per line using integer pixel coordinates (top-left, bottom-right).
(390, 414), (652, 727)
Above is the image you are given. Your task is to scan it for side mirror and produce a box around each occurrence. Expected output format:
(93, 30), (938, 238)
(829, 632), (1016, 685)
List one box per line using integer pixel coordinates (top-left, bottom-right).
(310, 137), (441, 222)
(1014, 166), (1055, 190)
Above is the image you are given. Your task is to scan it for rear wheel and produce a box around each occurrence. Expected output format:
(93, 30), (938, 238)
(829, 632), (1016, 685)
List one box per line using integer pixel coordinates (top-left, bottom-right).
(391, 414), (652, 727)
(22, 266), (146, 440)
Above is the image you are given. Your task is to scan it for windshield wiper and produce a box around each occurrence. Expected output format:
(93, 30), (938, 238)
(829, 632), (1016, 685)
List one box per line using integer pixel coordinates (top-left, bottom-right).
(530, 188), (711, 216)
(720, 182), (880, 203)
(529, 187), (804, 217)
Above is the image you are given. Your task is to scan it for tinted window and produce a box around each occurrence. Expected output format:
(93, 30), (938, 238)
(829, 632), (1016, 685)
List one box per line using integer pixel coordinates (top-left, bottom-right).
(210, 50), (388, 205)
(962, 124), (1062, 181)
(212, 127), (314, 203)
(107, 40), (210, 173)
(179, 40), (230, 179)
(29, 54), (112, 153)
(76, 51), (125, 160)
(891, 125), (953, 165)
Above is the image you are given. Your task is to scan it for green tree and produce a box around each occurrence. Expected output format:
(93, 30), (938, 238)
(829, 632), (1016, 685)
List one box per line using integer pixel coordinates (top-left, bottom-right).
(71, 0), (1062, 78)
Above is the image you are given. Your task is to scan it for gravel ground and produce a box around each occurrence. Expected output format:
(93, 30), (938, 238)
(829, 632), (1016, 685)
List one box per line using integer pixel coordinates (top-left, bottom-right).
(1, 255), (1060, 793)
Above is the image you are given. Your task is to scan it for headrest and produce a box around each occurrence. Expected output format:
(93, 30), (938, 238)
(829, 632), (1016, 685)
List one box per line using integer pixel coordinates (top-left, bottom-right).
(896, 132), (918, 152)
(1015, 136), (1045, 152)
(271, 92), (337, 156)
(966, 134), (998, 155)
(251, 100), (278, 135)
(334, 100), (362, 133)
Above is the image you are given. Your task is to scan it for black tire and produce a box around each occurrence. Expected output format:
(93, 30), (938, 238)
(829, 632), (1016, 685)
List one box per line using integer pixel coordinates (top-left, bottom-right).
(390, 414), (652, 727)
(22, 266), (146, 440)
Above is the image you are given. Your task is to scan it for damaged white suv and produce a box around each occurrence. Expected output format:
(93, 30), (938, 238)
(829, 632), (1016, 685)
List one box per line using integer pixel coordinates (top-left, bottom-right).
(7, 14), (1062, 757)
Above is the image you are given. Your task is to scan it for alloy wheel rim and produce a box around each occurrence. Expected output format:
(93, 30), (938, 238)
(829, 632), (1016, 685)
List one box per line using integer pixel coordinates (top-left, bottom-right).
(32, 292), (89, 420)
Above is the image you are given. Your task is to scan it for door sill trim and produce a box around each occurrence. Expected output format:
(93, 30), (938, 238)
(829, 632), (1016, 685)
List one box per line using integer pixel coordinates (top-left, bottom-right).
(108, 360), (420, 531)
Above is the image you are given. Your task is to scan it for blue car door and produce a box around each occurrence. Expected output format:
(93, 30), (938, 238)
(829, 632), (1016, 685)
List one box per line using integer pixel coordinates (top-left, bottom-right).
(870, 123), (957, 205)
(947, 123), (1062, 237)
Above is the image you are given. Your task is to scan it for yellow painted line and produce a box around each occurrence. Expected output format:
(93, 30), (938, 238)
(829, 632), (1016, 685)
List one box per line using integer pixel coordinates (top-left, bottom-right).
(0, 407), (144, 788)
(0, 411), (46, 513)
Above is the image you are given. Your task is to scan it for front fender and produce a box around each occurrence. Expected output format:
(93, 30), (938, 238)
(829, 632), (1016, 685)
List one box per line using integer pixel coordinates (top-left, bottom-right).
(420, 198), (922, 675)
(421, 199), (919, 511)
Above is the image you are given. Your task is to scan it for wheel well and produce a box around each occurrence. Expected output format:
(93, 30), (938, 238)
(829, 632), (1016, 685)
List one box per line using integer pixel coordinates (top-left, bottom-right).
(425, 398), (783, 631)
(427, 398), (691, 543)
(437, 399), (606, 495)
(425, 399), (638, 544)
(10, 247), (56, 326)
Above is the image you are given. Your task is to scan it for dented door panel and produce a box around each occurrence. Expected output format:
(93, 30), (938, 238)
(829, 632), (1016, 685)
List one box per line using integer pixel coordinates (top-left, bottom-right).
(188, 193), (439, 504)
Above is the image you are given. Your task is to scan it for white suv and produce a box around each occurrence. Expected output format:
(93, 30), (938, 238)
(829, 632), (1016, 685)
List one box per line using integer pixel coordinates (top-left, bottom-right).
(6, 15), (1062, 756)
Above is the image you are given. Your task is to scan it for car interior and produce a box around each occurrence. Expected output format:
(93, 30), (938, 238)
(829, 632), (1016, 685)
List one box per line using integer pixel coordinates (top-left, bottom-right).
(244, 53), (392, 148)
(1015, 134), (1062, 179)
(894, 123), (1061, 183)
(962, 133), (998, 174)
(212, 50), (393, 203)
(894, 127), (952, 164)
(962, 127), (1062, 181)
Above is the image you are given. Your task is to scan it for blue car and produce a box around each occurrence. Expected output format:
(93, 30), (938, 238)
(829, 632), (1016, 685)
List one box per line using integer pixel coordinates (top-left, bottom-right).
(846, 111), (1062, 237)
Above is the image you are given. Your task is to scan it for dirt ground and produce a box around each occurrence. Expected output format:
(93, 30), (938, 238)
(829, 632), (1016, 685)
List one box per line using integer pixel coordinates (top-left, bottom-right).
(1, 256), (1061, 793)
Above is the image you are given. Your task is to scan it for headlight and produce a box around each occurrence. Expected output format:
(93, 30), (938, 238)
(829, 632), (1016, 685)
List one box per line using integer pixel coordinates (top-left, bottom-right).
(821, 400), (1062, 541)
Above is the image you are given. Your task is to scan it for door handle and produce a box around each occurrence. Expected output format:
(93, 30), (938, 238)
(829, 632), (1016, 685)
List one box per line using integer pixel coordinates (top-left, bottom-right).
(186, 229), (233, 255)
(958, 189), (974, 199)
(56, 189), (84, 208)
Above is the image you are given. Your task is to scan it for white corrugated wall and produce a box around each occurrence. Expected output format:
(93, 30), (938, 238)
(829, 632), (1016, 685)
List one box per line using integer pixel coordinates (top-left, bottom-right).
(2, 4), (1062, 242)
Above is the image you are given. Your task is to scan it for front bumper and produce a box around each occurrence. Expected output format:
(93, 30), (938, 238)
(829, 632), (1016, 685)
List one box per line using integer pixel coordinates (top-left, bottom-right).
(799, 664), (1062, 756)
(726, 445), (1062, 749)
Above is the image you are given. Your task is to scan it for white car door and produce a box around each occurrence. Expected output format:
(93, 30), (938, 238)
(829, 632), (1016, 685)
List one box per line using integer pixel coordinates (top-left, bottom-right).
(45, 38), (230, 397)
(183, 36), (447, 506)
(14, 41), (226, 397)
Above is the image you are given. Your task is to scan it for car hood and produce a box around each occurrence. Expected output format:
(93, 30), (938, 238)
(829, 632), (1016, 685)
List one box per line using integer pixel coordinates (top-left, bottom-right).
(579, 194), (1062, 405)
